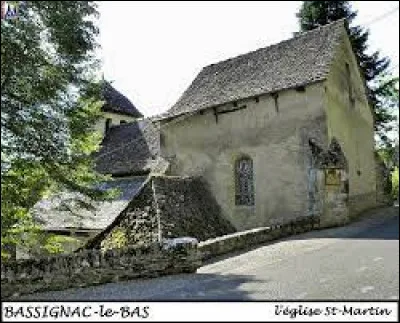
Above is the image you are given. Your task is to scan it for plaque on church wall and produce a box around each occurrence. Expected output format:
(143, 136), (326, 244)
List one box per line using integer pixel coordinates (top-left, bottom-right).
(325, 168), (341, 186)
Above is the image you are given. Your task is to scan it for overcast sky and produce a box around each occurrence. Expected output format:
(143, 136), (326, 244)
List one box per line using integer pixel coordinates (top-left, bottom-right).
(97, 1), (399, 117)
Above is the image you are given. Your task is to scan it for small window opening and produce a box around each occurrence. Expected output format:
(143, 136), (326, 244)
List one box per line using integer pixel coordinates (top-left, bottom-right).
(105, 118), (112, 133)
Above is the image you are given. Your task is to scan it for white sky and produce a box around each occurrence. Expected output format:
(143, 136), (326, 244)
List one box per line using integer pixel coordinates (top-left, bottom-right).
(97, 1), (399, 117)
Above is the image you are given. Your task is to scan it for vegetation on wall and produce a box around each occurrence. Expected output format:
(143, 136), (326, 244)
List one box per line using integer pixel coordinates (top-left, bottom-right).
(377, 146), (400, 201)
(100, 228), (128, 251)
(392, 167), (399, 201)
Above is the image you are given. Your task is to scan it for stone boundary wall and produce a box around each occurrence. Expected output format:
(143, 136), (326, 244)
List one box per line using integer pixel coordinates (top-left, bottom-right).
(198, 215), (321, 261)
(1, 214), (347, 299)
(1, 241), (200, 299)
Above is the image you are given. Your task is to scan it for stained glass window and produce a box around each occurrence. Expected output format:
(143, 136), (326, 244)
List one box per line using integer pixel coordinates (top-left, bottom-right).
(235, 156), (254, 206)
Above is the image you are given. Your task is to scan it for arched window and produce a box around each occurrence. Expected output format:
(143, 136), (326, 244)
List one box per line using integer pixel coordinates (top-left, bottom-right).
(235, 156), (255, 206)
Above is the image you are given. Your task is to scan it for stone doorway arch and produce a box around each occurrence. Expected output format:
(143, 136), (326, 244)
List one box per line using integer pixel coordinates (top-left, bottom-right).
(307, 138), (349, 228)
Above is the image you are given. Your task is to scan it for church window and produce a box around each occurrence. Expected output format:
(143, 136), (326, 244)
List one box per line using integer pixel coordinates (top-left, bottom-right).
(235, 156), (255, 206)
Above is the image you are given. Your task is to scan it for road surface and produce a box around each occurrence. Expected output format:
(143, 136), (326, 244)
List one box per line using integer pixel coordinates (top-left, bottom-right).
(19, 207), (399, 300)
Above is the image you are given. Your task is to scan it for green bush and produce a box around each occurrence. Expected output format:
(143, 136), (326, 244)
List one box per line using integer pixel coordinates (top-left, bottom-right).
(392, 167), (399, 200)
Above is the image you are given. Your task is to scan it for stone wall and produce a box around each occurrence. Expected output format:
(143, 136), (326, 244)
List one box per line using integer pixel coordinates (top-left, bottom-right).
(1, 240), (200, 299)
(153, 176), (236, 241)
(87, 176), (236, 250)
(307, 137), (350, 227)
(1, 213), (323, 299)
(2, 206), (371, 299)
(199, 215), (321, 261)
(87, 182), (160, 250)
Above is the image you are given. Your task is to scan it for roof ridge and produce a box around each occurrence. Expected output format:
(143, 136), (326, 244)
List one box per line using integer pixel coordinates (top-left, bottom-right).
(202, 18), (346, 71)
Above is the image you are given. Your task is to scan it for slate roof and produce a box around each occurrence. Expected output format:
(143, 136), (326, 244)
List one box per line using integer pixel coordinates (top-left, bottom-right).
(102, 81), (143, 118)
(162, 19), (346, 119)
(94, 119), (162, 176)
(32, 177), (147, 231)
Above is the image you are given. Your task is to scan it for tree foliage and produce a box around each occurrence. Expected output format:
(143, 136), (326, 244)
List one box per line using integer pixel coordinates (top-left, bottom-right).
(297, 1), (397, 145)
(1, 1), (110, 258)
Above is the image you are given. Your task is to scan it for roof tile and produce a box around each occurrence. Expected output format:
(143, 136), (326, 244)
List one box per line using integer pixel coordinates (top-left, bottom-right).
(162, 19), (345, 119)
(102, 81), (143, 118)
(95, 119), (161, 176)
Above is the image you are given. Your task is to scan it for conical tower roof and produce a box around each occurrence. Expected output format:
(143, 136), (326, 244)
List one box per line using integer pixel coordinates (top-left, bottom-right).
(102, 81), (143, 118)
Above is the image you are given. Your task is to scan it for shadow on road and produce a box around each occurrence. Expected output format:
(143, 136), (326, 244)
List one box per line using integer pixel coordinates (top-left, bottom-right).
(16, 273), (262, 301)
(203, 207), (398, 267)
(303, 207), (399, 241)
(347, 214), (398, 240)
(148, 273), (264, 301)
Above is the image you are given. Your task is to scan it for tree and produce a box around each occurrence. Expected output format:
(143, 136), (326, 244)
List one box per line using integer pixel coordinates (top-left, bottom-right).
(1, 1), (110, 259)
(297, 1), (397, 145)
(374, 76), (399, 145)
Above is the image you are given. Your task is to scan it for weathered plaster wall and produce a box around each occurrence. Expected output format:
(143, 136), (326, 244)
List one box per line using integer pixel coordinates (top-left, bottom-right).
(325, 33), (377, 216)
(161, 83), (328, 230)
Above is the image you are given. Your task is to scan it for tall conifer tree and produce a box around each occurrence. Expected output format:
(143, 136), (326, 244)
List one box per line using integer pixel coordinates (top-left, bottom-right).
(297, 1), (398, 145)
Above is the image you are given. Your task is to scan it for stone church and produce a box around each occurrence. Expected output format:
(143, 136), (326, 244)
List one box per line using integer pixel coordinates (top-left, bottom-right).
(33, 19), (385, 253)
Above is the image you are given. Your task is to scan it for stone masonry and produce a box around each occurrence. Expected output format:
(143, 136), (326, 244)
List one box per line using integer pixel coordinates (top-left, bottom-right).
(86, 175), (236, 250)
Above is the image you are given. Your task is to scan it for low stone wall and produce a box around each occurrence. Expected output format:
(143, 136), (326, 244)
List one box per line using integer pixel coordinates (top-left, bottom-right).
(1, 212), (356, 299)
(199, 215), (320, 261)
(1, 240), (200, 299)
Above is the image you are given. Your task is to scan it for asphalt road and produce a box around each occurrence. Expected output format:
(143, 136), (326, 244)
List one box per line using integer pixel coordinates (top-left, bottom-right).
(20, 207), (399, 300)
